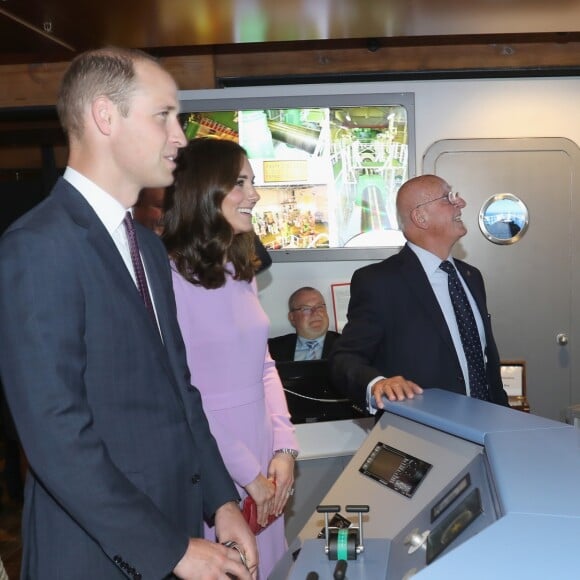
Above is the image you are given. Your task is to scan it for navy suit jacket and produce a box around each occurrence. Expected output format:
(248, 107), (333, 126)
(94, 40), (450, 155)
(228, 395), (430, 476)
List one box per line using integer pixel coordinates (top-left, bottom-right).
(268, 330), (340, 362)
(0, 179), (238, 579)
(329, 244), (508, 409)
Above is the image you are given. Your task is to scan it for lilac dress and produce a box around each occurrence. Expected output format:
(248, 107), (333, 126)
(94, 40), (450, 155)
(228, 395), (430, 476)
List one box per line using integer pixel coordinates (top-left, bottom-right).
(171, 266), (298, 579)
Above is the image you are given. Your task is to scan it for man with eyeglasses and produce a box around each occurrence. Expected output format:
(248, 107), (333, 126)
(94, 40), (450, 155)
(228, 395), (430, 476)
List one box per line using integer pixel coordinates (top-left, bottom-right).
(268, 287), (340, 361)
(330, 174), (508, 415)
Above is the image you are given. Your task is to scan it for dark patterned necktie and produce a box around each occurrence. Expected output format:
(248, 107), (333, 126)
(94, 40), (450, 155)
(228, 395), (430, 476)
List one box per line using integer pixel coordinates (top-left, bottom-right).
(439, 260), (489, 401)
(123, 212), (157, 324)
(305, 340), (319, 360)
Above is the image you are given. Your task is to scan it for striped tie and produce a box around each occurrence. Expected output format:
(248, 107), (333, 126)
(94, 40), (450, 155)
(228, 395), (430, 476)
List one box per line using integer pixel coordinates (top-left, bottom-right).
(305, 340), (319, 360)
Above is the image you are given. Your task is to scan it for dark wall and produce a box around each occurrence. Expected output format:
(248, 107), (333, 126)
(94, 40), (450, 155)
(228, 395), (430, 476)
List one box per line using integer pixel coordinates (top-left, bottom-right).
(0, 146), (61, 234)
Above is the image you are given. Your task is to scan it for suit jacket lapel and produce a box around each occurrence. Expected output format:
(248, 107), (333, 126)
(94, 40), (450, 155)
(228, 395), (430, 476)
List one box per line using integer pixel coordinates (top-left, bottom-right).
(321, 335), (331, 358)
(289, 335), (298, 359)
(456, 261), (485, 315)
(138, 233), (173, 344)
(398, 245), (457, 354)
(56, 182), (136, 303)
(55, 182), (171, 361)
(321, 332), (335, 358)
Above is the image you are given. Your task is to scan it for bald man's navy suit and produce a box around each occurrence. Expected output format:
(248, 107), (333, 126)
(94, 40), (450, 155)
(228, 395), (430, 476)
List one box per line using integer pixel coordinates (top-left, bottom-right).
(330, 244), (508, 409)
(0, 179), (238, 579)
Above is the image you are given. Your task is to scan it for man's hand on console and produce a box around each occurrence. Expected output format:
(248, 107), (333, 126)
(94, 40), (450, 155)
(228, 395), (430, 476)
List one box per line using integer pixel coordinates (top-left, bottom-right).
(372, 376), (423, 409)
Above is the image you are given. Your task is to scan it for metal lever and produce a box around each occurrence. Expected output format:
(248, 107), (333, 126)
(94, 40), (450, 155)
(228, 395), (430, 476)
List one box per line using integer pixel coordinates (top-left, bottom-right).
(345, 504), (369, 554)
(316, 505), (341, 555)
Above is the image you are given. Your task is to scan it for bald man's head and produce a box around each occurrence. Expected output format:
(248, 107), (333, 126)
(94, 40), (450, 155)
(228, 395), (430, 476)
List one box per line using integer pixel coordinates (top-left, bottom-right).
(396, 175), (451, 232)
(396, 174), (467, 259)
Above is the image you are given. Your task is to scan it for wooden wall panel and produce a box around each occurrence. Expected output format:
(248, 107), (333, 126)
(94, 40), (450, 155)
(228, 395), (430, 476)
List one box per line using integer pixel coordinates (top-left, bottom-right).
(214, 42), (580, 82)
(0, 145), (67, 170)
(0, 62), (68, 108)
(2, 42), (580, 110)
(158, 54), (216, 90)
(0, 54), (215, 109)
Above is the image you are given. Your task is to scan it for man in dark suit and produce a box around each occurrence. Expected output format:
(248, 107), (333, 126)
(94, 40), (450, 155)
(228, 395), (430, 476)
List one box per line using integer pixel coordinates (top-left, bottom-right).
(268, 286), (339, 361)
(0, 48), (256, 579)
(330, 174), (508, 414)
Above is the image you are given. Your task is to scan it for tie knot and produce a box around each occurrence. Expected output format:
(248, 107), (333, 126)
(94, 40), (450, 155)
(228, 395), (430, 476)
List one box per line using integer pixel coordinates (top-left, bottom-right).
(440, 260), (456, 276)
(304, 339), (319, 360)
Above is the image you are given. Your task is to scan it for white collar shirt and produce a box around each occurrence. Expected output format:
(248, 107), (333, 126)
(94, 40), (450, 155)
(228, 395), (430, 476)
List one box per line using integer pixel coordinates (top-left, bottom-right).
(294, 335), (324, 361)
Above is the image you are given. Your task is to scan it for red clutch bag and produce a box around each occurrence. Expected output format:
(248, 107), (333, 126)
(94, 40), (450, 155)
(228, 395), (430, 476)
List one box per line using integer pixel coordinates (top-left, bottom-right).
(242, 494), (280, 535)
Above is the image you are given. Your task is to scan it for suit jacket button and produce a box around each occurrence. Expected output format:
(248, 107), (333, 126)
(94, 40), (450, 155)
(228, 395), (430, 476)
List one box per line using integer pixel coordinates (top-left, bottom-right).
(113, 555), (122, 564)
(191, 474), (200, 484)
(458, 375), (465, 383)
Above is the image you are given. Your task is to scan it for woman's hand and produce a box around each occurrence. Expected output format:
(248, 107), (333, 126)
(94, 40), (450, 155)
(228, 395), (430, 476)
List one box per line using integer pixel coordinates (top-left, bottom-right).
(245, 473), (276, 527)
(268, 453), (295, 516)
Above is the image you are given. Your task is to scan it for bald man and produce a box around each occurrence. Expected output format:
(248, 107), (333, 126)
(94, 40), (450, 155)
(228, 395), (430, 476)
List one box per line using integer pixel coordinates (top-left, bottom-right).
(329, 174), (508, 414)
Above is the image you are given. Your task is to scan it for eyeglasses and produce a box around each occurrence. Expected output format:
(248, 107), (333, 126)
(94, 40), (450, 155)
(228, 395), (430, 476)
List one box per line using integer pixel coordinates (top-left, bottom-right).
(414, 191), (459, 210)
(290, 304), (327, 316)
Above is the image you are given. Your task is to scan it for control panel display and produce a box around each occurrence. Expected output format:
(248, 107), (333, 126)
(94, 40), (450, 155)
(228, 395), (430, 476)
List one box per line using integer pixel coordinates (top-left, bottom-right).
(359, 442), (432, 498)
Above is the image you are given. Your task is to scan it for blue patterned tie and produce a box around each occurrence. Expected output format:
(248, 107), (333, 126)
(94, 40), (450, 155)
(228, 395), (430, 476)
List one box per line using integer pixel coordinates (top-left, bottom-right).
(123, 212), (157, 325)
(439, 260), (489, 401)
(305, 340), (319, 360)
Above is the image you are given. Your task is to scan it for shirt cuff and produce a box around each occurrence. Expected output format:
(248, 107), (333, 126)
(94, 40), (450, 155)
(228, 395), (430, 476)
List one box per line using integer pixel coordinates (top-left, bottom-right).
(366, 376), (386, 415)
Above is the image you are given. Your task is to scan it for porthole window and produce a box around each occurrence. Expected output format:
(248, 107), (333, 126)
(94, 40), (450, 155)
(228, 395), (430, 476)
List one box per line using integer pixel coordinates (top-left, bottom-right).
(479, 194), (529, 245)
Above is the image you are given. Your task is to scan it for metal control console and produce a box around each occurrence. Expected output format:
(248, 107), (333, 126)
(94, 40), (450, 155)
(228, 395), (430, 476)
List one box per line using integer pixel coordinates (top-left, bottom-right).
(272, 389), (580, 579)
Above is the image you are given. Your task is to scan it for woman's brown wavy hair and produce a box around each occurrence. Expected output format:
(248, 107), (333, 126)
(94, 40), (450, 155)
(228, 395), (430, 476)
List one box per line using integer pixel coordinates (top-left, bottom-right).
(162, 137), (259, 289)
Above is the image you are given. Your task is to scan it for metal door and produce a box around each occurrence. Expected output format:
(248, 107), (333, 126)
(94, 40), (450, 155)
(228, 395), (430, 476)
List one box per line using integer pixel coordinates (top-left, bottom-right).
(424, 138), (580, 421)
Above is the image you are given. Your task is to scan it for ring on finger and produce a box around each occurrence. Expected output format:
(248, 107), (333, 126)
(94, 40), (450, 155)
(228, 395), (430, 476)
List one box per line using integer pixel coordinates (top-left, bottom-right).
(222, 540), (248, 570)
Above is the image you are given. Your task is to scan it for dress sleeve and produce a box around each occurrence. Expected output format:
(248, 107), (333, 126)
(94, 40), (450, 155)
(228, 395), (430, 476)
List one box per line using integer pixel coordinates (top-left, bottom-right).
(251, 278), (298, 453)
(263, 348), (299, 453)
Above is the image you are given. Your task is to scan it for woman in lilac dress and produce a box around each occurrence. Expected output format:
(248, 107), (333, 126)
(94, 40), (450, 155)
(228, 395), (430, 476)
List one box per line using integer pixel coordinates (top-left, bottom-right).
(163, 137), (298, 578)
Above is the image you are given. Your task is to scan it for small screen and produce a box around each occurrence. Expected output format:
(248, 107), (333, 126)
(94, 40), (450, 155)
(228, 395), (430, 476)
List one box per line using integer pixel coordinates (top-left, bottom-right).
(359, 442), (432, 498)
